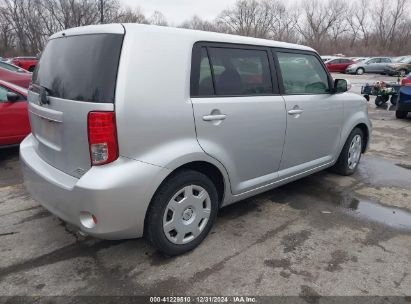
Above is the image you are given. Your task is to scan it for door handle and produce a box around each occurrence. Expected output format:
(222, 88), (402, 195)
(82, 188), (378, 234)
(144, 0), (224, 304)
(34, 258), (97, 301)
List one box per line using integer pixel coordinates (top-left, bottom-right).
(288, 109), (304, 115)
(202, 114), (227, 121)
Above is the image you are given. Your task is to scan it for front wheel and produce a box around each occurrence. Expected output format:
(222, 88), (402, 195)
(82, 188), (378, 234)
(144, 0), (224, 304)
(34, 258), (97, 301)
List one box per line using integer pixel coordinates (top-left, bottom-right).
(145, 170), (219, 256)
(356, 68), (365, 75)
(332, 128), (364, 176)
(399, 69), (407, 77)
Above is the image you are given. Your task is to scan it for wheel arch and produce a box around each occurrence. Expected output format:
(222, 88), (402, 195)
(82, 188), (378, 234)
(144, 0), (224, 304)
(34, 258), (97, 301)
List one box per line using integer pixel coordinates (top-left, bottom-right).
(143, 159), (230, 236)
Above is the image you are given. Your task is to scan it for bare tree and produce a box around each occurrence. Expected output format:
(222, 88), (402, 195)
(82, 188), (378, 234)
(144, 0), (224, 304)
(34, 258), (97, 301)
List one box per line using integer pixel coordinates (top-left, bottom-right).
(150, 10), (167, 26)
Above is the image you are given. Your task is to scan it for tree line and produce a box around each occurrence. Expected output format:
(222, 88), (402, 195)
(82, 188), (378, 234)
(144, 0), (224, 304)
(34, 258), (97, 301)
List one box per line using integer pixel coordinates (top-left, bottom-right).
(1, 0), (410, 57)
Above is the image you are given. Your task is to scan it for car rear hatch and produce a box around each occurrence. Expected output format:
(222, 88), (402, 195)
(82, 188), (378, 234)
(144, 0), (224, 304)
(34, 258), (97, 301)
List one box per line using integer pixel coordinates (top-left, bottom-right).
(28, 24), (124, 178)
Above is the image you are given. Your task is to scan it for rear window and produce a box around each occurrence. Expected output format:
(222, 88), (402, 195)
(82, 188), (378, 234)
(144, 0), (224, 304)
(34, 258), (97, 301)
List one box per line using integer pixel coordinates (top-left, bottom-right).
(32, 34), (123, 103)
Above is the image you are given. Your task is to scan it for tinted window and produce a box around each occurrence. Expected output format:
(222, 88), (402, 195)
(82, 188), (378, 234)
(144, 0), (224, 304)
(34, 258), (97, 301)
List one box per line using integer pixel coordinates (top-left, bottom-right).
(381, 58), (391, 63)
(0, 62), (20, 72)
(368, 58), (379, 63)
(207, 47), (273, 96)
(198, 48), (214, 96)
(0, 85), (24, 102)
(0, 86), (8, 102)
(277, 52), (329, 94)
(32, 34), (123, 103)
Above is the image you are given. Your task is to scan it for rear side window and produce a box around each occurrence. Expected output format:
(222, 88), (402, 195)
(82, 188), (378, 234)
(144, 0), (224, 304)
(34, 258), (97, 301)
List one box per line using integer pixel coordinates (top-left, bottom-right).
(32, 34), (123, 103)
(277, 52), (330, 94)
(208, 48), (273, 96)
(193, 45), (274, 97)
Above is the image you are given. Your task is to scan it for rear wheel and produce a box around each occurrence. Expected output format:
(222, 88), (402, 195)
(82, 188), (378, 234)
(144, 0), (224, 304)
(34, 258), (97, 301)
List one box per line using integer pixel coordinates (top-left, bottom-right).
(145, 170), (219, 256)
(396, 111), (408, 119)
(28, 66), (35, 72)
(356, 68), (364, 75)
(399, 69), (407, 77)
(332, 128), (364, 176)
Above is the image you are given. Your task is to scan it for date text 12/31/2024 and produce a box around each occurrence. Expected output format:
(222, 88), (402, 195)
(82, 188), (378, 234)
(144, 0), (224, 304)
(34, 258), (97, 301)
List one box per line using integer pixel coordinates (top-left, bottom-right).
(150, 297), (257, 303)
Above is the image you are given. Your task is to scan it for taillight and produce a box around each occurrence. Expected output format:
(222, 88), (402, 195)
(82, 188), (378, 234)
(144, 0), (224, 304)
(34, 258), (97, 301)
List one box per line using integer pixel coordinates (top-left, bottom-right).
(87, 111), (119, 166)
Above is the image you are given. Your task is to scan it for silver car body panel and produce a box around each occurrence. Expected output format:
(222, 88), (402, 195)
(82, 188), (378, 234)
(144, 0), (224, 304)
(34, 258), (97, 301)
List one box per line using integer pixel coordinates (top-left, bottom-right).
(20, 24), (372, 239)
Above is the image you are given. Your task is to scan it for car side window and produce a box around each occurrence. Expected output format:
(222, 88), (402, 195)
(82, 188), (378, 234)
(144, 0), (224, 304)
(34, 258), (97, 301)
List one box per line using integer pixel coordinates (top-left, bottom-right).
(368, 58), (378, 63)
(0, 85), (25, 102)
(277, 52), (330, 94)
(198, 48), (214, 96)
(381, 58), (390, 63)
(0, 86), (9, 102)
(207, 47), (273, 96)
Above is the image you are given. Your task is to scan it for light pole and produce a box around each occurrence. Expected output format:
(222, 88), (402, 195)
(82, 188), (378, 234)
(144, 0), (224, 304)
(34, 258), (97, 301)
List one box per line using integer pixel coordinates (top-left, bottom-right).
(100, 0), (104, 24)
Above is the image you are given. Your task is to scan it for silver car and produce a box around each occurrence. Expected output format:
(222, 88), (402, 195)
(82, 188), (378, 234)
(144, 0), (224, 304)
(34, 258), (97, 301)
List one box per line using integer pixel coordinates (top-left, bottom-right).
(345, 57), (393, 75)
(20, 24), (372, 256)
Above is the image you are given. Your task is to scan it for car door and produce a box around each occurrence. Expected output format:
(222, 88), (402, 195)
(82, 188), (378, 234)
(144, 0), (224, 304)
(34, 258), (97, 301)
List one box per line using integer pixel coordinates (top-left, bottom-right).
(379, 58), (392, 73)
(273, 50), (343, 178)
(327, 59), (339, 72)
(365, 58), (381, 72)
(0, 85), (30, 145)
(191, 44), (287, 194)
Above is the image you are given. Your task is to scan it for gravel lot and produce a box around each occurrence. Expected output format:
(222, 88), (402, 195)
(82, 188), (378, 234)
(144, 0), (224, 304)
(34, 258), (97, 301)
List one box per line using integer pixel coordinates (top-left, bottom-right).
(0, 73), (410, 298)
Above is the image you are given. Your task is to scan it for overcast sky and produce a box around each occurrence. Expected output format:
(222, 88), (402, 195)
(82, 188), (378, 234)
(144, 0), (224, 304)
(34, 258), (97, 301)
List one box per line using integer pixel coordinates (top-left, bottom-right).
(120, 0), (239, 24)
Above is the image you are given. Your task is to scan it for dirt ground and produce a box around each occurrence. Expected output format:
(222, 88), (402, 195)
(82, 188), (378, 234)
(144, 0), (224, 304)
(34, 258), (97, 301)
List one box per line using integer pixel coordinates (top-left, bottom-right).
(0, 73), (410, 299)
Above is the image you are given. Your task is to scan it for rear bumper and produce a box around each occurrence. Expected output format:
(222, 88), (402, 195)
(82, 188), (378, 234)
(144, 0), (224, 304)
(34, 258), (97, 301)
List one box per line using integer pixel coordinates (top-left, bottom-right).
(20, 134), (170, 239)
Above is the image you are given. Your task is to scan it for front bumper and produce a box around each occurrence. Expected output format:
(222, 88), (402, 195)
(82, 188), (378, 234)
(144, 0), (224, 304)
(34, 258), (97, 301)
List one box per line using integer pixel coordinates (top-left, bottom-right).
(20, 134), (170, 239)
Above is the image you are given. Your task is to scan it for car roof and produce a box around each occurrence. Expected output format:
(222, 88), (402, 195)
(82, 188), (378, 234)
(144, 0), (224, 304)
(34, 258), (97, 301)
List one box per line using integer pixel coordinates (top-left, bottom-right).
(0, 80), (28, 95)
(50, 23), (315, 53)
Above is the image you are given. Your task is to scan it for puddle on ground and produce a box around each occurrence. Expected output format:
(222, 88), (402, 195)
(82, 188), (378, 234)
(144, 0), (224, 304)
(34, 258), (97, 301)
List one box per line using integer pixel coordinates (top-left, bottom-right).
(338, 194), (411, 231)
(358, 156), (411, 189)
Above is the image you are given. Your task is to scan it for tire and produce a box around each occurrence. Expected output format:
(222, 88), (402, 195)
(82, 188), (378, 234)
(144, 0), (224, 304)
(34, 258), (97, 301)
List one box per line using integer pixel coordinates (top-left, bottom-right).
(28, 66), (35, 72)
(356, 68), (364, 75)
(332, 128), (364, 176)
(375, 96), (385, 107)
(396, 111), (408, 119)
(399, 69), (407, 77)
(145, 170), (219, 256)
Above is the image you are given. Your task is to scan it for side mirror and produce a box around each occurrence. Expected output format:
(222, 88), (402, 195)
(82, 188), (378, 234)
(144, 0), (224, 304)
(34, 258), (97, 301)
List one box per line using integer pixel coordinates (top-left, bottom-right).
(333, 79), (350, 93)
(7, 92), (19, 102)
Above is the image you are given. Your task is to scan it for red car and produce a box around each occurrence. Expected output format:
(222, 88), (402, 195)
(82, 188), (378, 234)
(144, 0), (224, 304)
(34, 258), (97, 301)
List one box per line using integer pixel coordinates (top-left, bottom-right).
(401, 73), (411, 86)
(0, 80), (30, 147)
(11, 57), (38, 72)
(0, 66), (32, 88)
(325, 58), (357, 73)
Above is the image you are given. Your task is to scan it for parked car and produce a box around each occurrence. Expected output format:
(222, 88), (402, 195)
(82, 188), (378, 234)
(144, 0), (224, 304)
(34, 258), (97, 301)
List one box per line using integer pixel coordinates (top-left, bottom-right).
(384, 56), (411, 76)
(0, 66), (32, 88)
(351, 57), (368, 62)
(401, 73), (411, 86)
(396, 85), (411, 119)
(11, 56), (38, 72)
(0, 61), (30, 73)
(20, 24), (371, 256)
(321, 55), (335, 62)
(0, 80), (30, 148)
(345, 57), (393, 75)
(325, 58), (357, 73)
